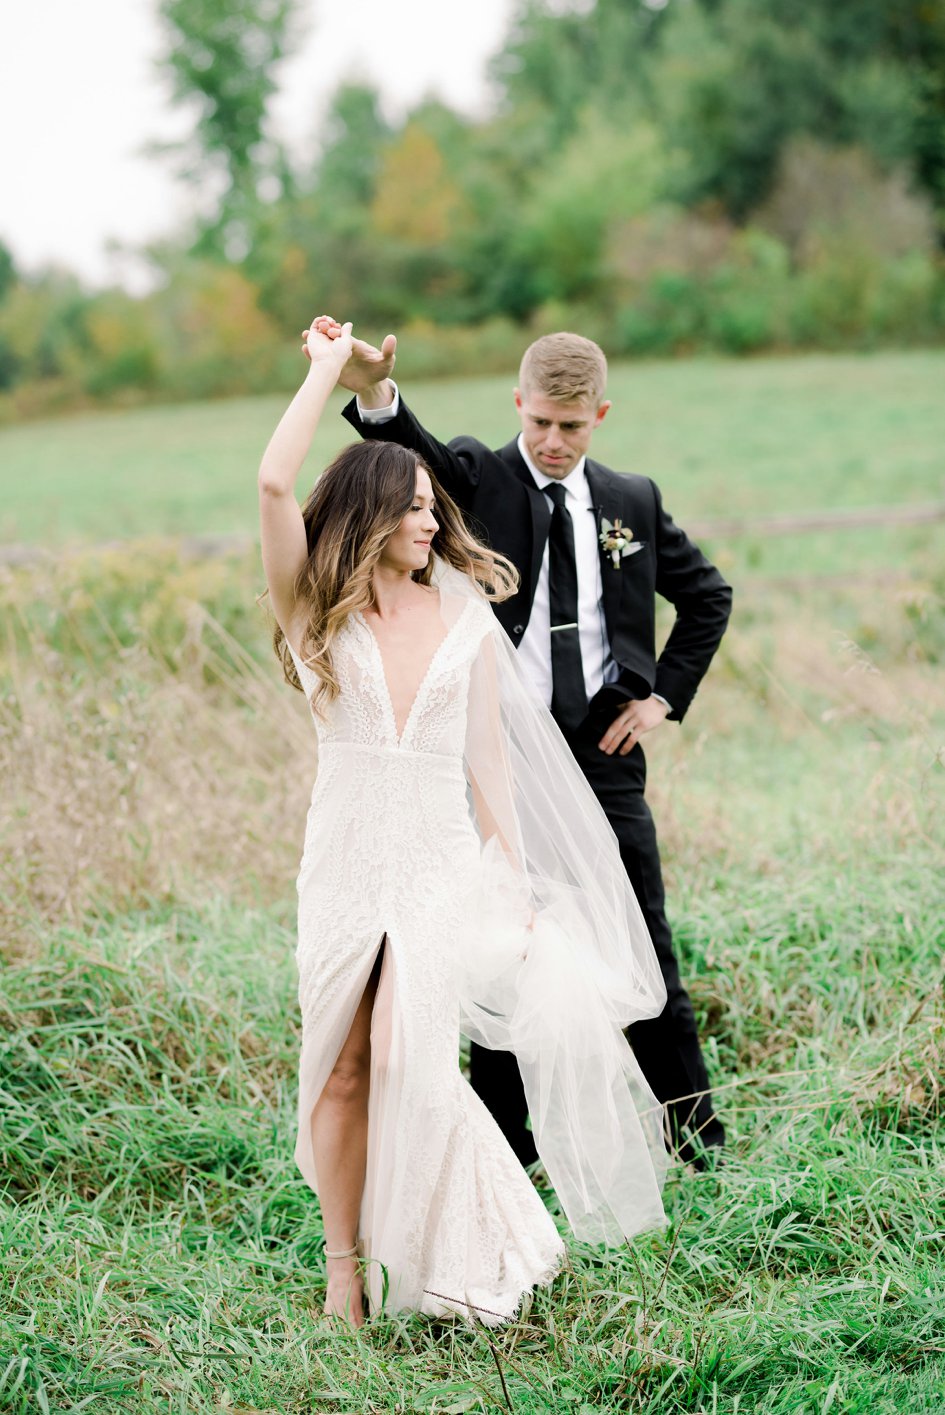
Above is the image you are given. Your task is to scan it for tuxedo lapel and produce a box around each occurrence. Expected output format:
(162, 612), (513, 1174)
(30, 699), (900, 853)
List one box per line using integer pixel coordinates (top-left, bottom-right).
(585, 461), (624, 644)
(498, 439), (552, 611)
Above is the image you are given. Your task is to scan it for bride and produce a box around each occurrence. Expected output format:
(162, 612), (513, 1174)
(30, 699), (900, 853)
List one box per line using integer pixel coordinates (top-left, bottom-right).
(259, 318), (670, 1328)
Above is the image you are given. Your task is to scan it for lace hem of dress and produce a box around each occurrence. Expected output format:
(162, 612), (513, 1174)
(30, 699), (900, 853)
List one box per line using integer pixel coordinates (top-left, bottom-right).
(420, 1242), (566, 1327)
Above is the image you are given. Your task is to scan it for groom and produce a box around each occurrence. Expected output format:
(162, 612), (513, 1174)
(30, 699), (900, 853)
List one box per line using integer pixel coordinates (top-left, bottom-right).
(330, 325), (732, 1169)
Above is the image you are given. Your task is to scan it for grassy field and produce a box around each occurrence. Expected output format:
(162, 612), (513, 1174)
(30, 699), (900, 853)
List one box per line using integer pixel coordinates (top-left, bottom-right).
(1, 348), (944, 581)
(1, 351), (944, 1412)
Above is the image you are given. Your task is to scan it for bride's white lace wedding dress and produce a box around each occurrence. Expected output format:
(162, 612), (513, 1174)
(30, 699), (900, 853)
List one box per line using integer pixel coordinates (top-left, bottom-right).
(287, 564), (669, 1324)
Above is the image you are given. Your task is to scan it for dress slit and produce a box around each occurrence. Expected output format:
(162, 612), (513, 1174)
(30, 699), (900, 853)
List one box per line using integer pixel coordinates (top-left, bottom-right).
(294, 930), (392, 1199)
(369, 933), (395, 1071)
(361, 929), (405, 1302)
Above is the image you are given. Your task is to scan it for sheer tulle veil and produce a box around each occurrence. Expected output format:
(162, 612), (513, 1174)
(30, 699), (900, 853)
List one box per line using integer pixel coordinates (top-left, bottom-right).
(436, 559), (670, 1244)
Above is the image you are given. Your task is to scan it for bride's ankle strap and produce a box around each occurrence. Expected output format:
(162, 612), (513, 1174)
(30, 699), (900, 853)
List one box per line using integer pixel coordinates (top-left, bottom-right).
(324, 1243), (359, 1259)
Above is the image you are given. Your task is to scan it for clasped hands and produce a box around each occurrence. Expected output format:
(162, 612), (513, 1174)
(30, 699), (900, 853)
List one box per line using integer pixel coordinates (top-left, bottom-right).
(302, 314), (396, 395)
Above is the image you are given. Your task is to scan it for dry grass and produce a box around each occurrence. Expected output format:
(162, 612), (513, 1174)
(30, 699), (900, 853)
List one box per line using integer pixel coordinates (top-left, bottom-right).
(2, 547), (942, 961)
(0, 549), (313, 956)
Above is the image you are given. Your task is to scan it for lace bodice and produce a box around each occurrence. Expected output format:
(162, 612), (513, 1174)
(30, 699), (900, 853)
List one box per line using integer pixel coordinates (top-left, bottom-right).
(289, 597), (492, 757)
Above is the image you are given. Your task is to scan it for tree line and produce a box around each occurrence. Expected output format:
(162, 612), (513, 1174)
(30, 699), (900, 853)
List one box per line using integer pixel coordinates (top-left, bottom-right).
(2, 0), (944, 417)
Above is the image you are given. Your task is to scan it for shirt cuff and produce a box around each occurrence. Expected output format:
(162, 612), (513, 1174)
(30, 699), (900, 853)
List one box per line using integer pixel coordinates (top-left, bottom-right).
(651, 693), (672, 711)
(356, 380), (399, 423)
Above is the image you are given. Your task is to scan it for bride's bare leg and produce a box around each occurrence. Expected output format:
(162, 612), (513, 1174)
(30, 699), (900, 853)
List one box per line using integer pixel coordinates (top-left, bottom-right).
(311, 943), (384, 1327)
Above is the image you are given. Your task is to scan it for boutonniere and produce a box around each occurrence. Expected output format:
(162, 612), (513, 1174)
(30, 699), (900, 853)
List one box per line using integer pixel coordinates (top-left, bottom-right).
(599, 517), (645, 568)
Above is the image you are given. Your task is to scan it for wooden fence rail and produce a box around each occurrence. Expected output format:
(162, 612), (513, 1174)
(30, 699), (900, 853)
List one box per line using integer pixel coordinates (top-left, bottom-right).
(686, 501), (945, 540)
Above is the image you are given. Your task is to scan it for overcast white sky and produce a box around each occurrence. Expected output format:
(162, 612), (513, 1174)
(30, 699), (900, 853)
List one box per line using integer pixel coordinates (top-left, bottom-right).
(0, 0), (515, 290)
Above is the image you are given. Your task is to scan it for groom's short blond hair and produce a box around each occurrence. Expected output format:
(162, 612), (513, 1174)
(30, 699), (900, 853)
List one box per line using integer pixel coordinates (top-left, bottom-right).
(518, 332), (608, 407)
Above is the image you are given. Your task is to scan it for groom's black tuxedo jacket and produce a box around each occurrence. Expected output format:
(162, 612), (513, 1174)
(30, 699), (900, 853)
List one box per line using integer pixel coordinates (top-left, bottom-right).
(343, 395), (732, 722)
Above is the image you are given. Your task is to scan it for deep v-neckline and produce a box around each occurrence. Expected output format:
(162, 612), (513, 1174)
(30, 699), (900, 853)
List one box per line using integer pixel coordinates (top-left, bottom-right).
(355, 597), (470, 748)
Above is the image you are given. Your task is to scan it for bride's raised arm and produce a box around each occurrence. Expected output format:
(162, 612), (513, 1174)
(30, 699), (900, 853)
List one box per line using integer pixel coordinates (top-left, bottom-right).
(258, 319), (352, 640)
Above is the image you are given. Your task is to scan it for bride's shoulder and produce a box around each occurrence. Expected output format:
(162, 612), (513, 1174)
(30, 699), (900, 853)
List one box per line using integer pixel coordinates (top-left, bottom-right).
(459, 594), (499, 651)
(432, 562), (499, 637)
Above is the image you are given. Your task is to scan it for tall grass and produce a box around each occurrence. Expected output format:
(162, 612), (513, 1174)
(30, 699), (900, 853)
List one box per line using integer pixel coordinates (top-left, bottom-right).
(0, 547), (313, 957)
(1, 545), (944, 1412)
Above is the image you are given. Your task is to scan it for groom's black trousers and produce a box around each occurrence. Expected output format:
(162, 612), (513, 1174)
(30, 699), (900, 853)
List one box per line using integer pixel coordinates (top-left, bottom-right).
(468, 724), (724, 1169)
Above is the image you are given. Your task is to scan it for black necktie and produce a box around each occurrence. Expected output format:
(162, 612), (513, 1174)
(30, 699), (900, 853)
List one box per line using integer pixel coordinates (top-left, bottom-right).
(543, 483), (588, 731)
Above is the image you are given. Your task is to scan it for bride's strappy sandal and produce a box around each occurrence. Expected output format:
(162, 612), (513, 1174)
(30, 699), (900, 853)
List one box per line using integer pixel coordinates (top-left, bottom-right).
(323, 1242), (366, 1327)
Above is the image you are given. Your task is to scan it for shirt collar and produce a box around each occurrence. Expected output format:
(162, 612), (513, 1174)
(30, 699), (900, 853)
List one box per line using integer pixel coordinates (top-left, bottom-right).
(517, 434), (589, 504)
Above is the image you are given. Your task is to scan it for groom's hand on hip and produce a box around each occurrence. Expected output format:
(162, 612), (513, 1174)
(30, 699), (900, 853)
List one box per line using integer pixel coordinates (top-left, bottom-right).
(598, 696), (669, 756)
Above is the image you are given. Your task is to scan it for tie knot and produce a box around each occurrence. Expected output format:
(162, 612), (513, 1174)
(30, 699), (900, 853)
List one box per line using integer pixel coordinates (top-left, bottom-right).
(543, 482), (567, 508)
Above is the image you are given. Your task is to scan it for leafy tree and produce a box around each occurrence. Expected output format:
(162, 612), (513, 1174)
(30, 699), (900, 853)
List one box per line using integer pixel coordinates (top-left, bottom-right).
(487, 0), (944, 229)
(655, 6), (833, 218)
(316, 83), (390, 215)
(0, 242), (16, 304)
(372, 124), (465, 247)
(510, 116), (669, 306)
(361, 123), (467, 320)
(671, 0), (945, 221)
(492, 0), (665, 156)
(0, 241), (19, 388)
(0, 272), (89, 383)
(156, 0), (299, 249)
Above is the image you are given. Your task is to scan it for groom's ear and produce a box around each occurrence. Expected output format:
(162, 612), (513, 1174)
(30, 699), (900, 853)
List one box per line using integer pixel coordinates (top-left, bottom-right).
(594, 400), (612, 427)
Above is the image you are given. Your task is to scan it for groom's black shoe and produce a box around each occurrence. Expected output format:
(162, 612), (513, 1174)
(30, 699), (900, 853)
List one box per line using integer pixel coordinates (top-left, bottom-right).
(686, 1139), (726, 1173)
(673, 1112), (726, 1172)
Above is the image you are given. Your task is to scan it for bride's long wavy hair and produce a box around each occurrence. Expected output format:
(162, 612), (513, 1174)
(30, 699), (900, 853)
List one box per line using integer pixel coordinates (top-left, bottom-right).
(272, 440), (518, 714)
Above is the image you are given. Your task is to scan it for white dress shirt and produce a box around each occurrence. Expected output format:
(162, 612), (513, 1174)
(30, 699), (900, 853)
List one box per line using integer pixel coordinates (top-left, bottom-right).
(358, 381), (404, 424)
